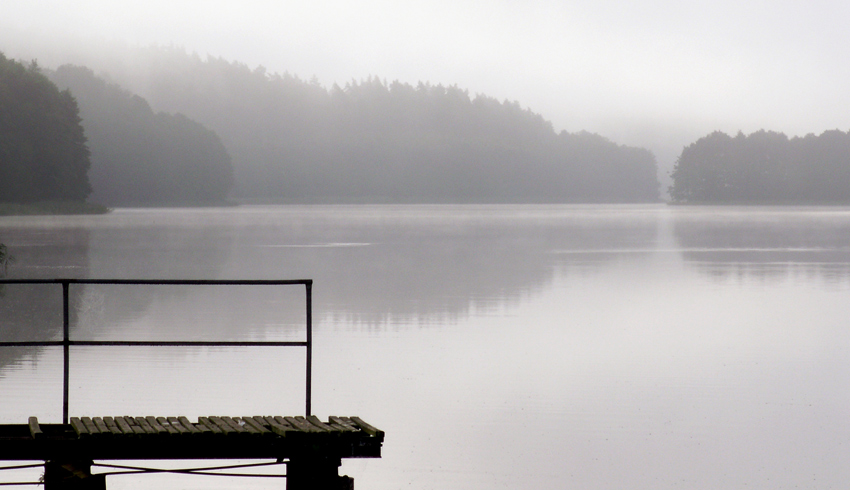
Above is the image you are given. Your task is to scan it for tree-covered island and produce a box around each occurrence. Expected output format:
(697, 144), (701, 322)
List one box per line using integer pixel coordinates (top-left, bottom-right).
(670, 129), (850, 204)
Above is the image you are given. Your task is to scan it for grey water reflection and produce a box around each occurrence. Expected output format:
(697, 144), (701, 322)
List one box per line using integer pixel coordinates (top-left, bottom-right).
(9, 205), (850, 348)
(1, 205), (661, 367)
(213, 205), (661, 325)
(671, 206), (850, 282)
(0, 226), (90, 373)
(6, 205), (850, 489)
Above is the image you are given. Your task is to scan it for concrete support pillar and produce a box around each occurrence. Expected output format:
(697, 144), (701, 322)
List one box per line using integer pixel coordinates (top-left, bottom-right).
(44, 460), (106, 490)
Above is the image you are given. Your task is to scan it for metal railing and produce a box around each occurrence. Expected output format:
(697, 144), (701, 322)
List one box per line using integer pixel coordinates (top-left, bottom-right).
(0, 279), (313, 423)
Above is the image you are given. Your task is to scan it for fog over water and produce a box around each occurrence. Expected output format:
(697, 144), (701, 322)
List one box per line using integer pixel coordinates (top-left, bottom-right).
(2, 205), (850, 489)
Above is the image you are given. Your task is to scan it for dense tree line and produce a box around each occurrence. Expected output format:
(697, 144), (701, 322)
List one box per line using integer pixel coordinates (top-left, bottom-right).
(670, 130), (850, 203)
(0, 53), (91, 202)
(47, 65), (234, 205)
(107, 47), (659, 203)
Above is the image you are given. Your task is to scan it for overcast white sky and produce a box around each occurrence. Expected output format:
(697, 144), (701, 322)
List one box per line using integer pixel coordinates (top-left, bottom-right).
(3, 0), (849, 172)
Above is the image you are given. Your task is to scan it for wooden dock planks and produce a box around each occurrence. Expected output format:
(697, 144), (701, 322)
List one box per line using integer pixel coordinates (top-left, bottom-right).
(42, 415), (380, 438)
(56, 415), (378, 439)
(1, 415), (382, 462)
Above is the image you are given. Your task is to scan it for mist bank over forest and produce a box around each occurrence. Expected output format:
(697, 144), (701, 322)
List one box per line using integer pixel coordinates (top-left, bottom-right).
(0, 52), (233, 208)
(59, 46), (660, 204)
(670, 129), (850, 204)
(46, 65), (234, 206)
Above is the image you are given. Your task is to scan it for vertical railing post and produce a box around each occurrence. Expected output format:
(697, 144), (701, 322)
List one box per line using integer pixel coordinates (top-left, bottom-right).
(62, 281), (70, 425)
(305, 281), (312, 416)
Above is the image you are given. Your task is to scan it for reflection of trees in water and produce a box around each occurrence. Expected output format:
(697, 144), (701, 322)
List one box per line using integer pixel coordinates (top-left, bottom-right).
(672, 209), (850, 283)
(0, 220), (235, 369)
(0, 227), (90, 370)
(221, 207), (660, 326)
(1, 207), (662, 352)
(71, 224), (238, 341)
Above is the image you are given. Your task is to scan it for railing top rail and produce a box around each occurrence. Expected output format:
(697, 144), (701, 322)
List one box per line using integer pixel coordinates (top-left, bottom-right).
(0, 278), (311, 286)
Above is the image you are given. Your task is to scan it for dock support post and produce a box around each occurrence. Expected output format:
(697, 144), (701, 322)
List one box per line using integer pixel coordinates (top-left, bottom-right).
(286, 456), (352, 490)
(44, 460), (106, 490)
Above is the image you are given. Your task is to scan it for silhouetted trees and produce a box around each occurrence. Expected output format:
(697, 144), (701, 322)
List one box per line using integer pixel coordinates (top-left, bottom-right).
(0, 242), (9, 277)
(0, 53), (91, 202)
(670, 129), (850, 203)
(4, 45), (662, 205)
(108, 47), (660, 203)
(47, 65), (234, 205)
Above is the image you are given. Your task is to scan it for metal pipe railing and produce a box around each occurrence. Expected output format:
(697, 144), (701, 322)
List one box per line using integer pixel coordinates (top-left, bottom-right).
(0, 279), (313, 423)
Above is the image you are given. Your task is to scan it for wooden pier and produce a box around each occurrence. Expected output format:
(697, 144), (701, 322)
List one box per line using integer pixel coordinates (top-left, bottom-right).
(1, 414), (383, 489)
(0, 279), (384, 489)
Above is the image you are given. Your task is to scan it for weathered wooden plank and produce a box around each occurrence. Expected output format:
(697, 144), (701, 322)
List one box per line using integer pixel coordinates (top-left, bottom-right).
(92, 418), (111, 436)
(328, 416), (358, 432)
(166, 417), (191, 435)
(81, 417), (100, 435)
(124, 417), (146, 435)
(284, 416), (323, 433)
(156, 417), (180, 435)
(114, 417), (134, 435)
(240, 416), (271, 435)
(264, 416), (296, 437)
(103, 417), (123, 435)
(144, 416), (168, 435)
(70, 417), (89, 437)
(28, 417), (42, 439)
(177, 416), (203, 434)
(349, 417), (385, 440)
(306, 415), (337, 432)
(213, 416), (245, 434)
(273, 416), (300, 428)
(251, 416), (271, 428)
(272, 416), (300, 431)
(229, 417), (261, 434)
(198, 417), (224, 434)
(135, 417), (156, 435)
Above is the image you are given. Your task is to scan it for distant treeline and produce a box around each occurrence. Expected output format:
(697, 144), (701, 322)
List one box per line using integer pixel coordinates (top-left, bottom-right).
(670, 129), (850, 203)
(2, 47), (661, 205)
(0, 53), (91, 202)
(114, 48), (660, 203)
(0, 52), (233, 206)
(47, 65), (233, 205)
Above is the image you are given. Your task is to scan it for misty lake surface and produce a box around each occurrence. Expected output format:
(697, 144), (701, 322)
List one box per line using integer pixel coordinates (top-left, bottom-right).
(2, 204), (850, 490)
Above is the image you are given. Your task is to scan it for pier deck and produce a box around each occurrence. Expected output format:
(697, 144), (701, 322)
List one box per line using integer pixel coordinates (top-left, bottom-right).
(0, 415), (382, 489)
(0, 415), (383, 460)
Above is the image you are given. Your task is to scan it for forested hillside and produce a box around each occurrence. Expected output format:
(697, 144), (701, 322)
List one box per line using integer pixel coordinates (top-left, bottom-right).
(670, 130), (850, 203)
(106, 48), (659, 203)
(0, 54), (91, 202)
(47, 65), (234, 205)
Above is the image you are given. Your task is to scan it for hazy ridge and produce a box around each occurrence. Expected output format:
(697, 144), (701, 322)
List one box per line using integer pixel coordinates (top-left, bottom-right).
(16, 45), (661, 204)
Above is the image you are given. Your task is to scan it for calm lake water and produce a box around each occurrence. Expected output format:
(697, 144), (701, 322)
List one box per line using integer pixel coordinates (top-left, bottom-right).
(2, 204), (850, 489)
